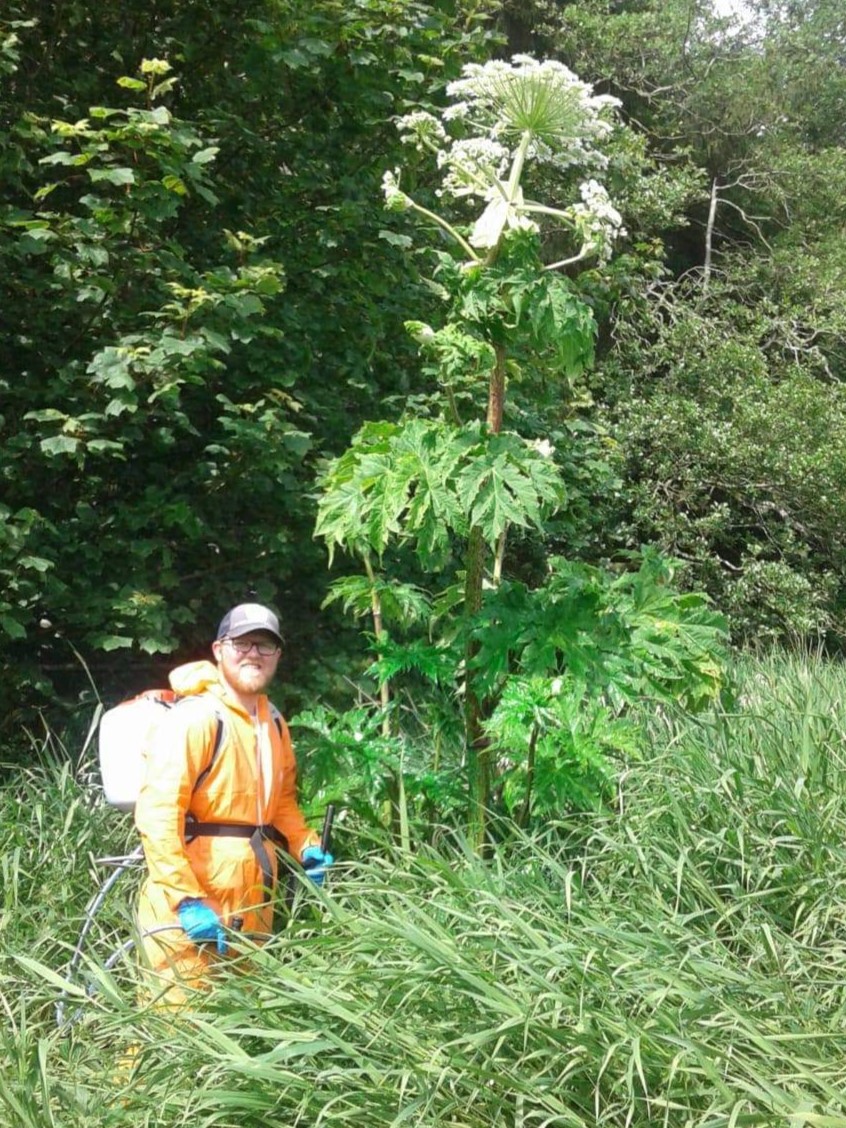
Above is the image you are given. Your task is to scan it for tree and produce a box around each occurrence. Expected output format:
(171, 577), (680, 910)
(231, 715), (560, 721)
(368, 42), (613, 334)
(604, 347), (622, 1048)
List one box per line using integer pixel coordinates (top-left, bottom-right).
(0, 1), (497, 745)
(496, 0), (846, 647)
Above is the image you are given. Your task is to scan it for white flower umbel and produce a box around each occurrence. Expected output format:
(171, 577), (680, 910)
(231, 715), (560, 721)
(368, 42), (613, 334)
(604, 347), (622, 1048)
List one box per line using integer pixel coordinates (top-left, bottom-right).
(437, 137), (511, 200)
(545, 179), (626, 268)
(530, 438), (556, 458)
(445, 55), (619, 171)
(386, 54), (624, 266)
(396, 111), (449, 154)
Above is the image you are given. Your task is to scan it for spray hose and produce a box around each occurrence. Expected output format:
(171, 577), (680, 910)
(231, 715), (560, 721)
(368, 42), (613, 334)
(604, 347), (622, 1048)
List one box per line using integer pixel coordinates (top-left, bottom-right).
(56, 804), (337, 1031)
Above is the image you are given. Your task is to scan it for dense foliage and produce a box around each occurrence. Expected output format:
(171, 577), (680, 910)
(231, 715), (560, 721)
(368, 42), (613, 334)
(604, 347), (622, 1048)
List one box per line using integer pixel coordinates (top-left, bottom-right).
(540, 0), (846, 643)
(0, 0), (498, 743)
(3, 0), (845, 751)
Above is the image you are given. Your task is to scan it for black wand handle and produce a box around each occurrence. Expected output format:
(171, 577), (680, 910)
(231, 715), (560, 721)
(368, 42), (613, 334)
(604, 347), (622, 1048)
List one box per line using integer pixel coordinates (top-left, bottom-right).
(321, 803), (336, 854)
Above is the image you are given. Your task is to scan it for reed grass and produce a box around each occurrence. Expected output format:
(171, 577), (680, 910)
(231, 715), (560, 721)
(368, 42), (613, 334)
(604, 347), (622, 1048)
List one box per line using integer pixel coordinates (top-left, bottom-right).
(2, 652), (846, 1126)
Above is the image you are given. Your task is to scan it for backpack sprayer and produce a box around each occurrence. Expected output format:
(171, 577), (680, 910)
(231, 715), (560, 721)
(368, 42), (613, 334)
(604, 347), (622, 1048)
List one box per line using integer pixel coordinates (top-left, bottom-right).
(56, 690), (335, 1029)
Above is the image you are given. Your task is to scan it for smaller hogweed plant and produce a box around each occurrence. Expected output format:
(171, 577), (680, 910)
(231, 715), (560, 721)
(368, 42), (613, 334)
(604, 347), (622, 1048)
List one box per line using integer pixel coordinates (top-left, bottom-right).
(315, 56), (724, 844)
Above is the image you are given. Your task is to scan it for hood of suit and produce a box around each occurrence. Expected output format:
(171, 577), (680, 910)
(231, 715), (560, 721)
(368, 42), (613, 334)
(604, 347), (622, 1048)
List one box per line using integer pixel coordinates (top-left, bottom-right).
(168, 660), (222, 698)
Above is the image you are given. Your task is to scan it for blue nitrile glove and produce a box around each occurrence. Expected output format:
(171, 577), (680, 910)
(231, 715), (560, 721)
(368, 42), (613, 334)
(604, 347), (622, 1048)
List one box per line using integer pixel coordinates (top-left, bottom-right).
(301, 845), (334, 887)
(177, 898), (227, 955)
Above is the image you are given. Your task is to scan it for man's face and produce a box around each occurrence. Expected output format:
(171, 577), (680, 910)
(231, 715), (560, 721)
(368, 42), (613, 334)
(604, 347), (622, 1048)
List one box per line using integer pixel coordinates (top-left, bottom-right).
(213, 630), (281, 697)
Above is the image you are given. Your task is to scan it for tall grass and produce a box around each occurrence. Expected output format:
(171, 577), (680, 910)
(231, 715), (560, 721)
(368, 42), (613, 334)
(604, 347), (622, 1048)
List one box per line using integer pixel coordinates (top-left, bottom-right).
(2, 652), (846, 1126)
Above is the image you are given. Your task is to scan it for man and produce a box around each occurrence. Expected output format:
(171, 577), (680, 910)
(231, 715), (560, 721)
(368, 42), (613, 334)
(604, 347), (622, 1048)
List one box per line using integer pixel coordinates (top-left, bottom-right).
(134, 602), (332, 999)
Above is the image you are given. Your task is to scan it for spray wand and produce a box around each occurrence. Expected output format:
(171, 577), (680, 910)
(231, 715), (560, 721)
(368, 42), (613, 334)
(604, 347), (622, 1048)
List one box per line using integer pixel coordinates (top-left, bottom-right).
(321, 802), (336, 857)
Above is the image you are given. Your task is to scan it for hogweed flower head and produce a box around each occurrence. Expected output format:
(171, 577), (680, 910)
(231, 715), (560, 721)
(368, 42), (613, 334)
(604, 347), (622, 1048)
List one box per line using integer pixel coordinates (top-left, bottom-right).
(385, 54), (624, 266)
(563, 179), (626, 263)
(530, 438), (556, 458)
(437, 137), (511, 199)
(446, 55), (619, 170)
(396, 111), (449, 154)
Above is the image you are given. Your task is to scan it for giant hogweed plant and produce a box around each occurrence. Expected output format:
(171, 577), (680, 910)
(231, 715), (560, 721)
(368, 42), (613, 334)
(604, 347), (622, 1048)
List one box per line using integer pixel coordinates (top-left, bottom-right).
(313, 57), (727, 844)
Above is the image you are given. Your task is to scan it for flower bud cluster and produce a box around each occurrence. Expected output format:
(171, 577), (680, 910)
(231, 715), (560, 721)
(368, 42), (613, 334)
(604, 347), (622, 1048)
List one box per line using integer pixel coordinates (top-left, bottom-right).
(381, 169), (412, 212)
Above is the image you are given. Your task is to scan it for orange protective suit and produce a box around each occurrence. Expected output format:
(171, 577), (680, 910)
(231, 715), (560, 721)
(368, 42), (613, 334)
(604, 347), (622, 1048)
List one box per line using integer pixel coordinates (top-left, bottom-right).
(134, 660), (318, 1000)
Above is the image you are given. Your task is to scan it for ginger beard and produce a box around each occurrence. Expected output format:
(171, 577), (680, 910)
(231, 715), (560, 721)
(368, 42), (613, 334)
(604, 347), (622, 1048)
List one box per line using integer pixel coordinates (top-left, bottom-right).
(214, 636), (280, 699)
(227, 658), (276, 696)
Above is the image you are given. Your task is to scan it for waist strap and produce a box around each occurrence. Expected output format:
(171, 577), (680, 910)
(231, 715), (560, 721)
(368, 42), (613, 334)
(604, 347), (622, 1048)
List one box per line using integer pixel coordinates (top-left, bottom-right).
(185, 816), (289, 894)
(186, 819), (287, 847)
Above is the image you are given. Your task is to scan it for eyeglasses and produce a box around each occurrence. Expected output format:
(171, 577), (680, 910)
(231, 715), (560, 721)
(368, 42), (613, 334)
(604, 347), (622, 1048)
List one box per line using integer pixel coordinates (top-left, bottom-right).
(224, 638), (280, 657)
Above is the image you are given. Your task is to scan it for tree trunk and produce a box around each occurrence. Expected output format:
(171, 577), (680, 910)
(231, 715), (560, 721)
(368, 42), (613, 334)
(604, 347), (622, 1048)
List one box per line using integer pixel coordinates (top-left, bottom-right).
(703, 177), (719, 295)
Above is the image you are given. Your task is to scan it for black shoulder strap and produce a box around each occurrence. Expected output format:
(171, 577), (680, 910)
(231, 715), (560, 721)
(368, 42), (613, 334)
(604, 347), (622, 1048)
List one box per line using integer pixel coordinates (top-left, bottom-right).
(171, 696), (225, 798)
(193, 713), (224, 796)
(270, 705), (284, 738)
(188, 700), (278, 797)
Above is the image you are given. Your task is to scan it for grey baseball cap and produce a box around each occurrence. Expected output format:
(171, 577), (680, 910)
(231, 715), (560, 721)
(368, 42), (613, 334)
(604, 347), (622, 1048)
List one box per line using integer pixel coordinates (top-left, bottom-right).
(216, 603), (282, 643)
